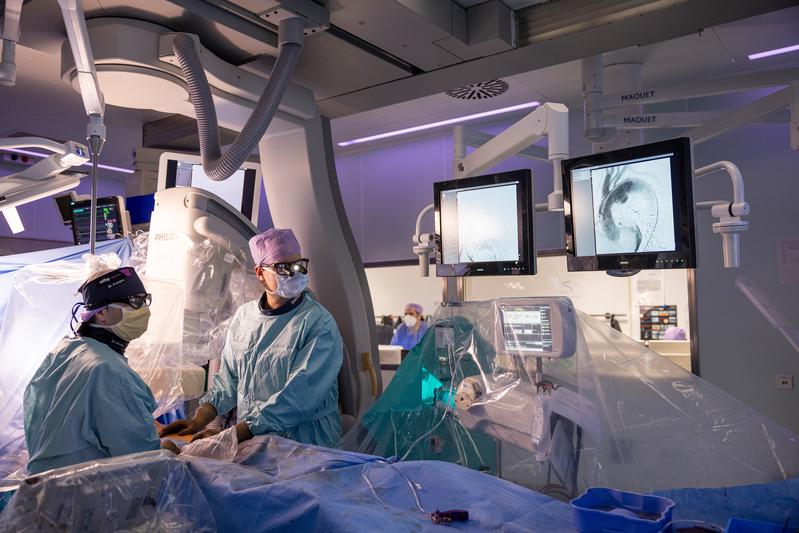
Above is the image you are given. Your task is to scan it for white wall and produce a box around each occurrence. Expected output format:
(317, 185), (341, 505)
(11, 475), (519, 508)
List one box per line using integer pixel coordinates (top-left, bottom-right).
(364, 255), (691, 340)
(689, 121), (799, 433)
(465, 256), (634, 333)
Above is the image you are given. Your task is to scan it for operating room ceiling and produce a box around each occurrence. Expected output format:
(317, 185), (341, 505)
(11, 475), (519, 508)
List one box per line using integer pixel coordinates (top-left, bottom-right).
(331, 4), (799, 148)
(5, 0), (799, 147)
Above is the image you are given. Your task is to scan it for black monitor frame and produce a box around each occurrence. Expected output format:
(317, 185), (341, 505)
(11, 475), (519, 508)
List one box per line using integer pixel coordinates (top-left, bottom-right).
(163, 159), (257, 221)
(562, 137), (697, 272)
(434, 169), (535, 277)
(70, 196), (127, 246)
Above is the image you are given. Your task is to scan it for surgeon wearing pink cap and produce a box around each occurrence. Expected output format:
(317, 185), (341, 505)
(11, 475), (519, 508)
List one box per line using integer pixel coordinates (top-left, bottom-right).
(160, 229), (344, 447)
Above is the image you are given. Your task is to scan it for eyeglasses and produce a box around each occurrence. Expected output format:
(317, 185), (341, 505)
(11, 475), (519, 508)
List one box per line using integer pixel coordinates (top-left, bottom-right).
(261, 258), (309, 277)
(125, 293), (152, 309)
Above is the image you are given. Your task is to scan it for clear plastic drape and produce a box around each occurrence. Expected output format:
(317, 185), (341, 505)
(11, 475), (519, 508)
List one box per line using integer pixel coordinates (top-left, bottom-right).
(343, 297), (799, 497)
(0, 231), (260, 481)
(0, 451), (216, 532)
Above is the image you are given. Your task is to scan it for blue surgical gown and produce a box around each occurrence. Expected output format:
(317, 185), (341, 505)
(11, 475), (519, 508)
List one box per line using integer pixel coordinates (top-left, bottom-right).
(23, 337), (160, 474)
(390, 322), (429, 350)
(204, 294), (344, 448)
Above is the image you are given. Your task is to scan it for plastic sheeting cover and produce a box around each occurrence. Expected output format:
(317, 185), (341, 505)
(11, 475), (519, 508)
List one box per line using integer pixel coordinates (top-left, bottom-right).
(142, 229), (262, 366)
(0, 231), (259, 482)
(342, 297), (799, 496)
(1, 436), (577, 532)
(0, 451), (216, 532)
(179, 427), (238, 461)
(4, 434), (797, 532)
(0, 253), (124, 477)
(183, 435), (576, 532)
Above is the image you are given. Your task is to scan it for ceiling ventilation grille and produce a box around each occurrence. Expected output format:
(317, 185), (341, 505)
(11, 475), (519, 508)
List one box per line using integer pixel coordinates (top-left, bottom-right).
(445, 79), (509, 100)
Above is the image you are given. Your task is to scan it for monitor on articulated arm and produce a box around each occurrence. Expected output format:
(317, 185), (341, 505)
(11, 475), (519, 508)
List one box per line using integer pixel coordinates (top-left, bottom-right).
(561, 137), (697, 273)
(434, 169), (535, 277)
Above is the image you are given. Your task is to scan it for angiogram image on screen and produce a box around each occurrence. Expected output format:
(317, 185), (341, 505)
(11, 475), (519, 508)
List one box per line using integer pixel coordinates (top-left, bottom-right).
(591, 156), (676, 255)
(455, 185), (520, 263)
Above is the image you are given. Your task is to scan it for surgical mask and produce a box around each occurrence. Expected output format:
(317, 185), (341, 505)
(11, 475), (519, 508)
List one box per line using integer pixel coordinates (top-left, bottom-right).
(268, 272), (308, 299)
(404, 315), (418, 328)
(92, 304), (151, 342)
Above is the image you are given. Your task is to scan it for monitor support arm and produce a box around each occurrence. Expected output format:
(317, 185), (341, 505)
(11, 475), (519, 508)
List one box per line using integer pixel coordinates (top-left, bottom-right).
(412, 203), (435, 277)
(454, 102), (569, 211)
(413, 103), (569, 277)
(695, 161), (750, 268)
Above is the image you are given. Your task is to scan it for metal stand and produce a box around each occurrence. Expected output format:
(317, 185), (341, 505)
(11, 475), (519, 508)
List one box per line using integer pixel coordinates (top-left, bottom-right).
(88, 153), (99, 254)
(86, 115), (105, 255)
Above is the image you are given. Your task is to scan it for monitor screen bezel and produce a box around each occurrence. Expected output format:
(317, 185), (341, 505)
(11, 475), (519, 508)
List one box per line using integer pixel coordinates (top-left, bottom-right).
(433, 169), (535, 277)
(561, 137), (697, 272)
(155, 152), (262, 224)
(70, 195), (128, 246)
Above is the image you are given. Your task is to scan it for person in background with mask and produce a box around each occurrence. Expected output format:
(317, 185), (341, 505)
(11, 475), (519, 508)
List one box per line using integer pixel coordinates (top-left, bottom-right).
(23, 267), (178, 475)
(159, 228), (344, 448)
(391, 303), (428, 350)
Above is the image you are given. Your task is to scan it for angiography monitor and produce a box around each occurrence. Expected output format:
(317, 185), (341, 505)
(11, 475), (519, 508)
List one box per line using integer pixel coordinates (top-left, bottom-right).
(157, 152), (262, 224)
(434, 169), (535, 277)
(562, 138), (696, 272)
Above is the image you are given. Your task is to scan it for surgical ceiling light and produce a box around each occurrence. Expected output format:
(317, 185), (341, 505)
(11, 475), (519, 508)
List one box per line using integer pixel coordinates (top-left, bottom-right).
(2, 148), (134, 174)
(337, 101), (541, 147)
(748, 43), (799, 60)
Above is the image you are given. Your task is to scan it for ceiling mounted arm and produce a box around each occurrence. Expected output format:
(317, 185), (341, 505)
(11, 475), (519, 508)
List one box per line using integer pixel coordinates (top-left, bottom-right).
(56, 0), (104, 118)
(455, 102), (569, 211)
(0, 0), (23, 86)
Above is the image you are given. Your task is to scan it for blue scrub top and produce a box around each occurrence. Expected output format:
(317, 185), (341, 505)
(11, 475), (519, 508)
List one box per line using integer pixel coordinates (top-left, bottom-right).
(204, 293), (344, 448)
(23, 337), (160, 474)
(390, 322), (429, 350)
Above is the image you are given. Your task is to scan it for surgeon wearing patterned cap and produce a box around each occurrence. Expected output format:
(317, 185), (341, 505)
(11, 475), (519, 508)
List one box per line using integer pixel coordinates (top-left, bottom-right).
(160, 228), (344, 448)
(24, 267), (179, 475)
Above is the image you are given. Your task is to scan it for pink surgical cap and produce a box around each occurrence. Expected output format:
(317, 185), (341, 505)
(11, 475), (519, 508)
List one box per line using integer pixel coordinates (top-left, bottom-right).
(405, 303), (423, 314)
(249, 228), (302, 266)
(663, 326), (686, 340)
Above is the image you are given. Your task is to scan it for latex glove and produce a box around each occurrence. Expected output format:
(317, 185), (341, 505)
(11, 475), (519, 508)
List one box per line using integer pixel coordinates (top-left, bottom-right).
(159, 417), (206, 438)
(235, 421), (253, 443)
(191, 427), (222, 443)
(160, 439), (181, 455)
(158, 403), (217, 438)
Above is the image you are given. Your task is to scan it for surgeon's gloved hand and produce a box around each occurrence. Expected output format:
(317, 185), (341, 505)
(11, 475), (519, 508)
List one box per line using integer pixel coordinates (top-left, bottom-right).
(191, 427), (222, 442)
(160, 439), (181, 455)
(159, 418), (205, 437)
(158, 403), (217, 438)
(235, 421), (253, 444)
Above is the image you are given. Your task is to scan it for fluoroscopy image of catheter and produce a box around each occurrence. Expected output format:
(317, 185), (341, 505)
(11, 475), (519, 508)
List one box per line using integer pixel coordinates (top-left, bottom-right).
(595, 166), (660, 254)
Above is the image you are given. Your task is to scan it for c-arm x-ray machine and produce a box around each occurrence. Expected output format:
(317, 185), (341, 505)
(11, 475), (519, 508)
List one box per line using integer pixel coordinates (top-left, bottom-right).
(0, 1), (381, 419)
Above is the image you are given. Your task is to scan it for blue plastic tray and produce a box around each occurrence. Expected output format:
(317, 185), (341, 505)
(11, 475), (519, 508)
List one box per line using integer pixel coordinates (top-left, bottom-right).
(571, 487), (675, 533)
